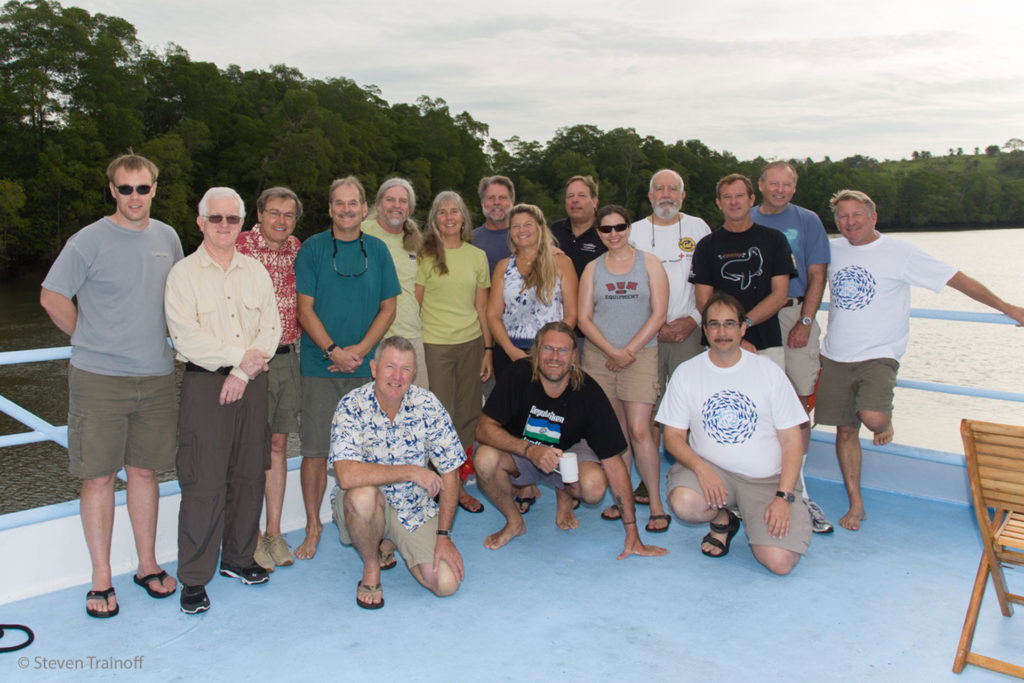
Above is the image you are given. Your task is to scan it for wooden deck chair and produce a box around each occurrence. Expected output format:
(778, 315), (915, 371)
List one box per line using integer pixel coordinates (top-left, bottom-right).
(953, 419), (1024, 677)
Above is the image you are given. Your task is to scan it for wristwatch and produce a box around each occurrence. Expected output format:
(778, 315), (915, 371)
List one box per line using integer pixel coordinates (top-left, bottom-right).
(743, 317), (754, 327)
(775, 490), (795, 503)
(800, 316), (813, 326)
(322, 343), (338, 360)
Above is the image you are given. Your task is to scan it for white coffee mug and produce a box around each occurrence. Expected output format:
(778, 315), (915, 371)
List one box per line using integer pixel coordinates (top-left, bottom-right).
(556, 451), (579, 484)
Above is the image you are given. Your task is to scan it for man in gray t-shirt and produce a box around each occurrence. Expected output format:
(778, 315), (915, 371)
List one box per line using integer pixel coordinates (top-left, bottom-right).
(41, 154), (183, 618)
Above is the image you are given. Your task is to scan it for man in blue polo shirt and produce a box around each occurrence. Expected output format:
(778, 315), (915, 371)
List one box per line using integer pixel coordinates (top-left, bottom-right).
(751, 161), (833, 534)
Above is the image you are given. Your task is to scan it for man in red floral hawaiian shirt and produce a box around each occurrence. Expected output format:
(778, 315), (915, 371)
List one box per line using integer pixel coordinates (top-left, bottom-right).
(236, 186), (303, 571)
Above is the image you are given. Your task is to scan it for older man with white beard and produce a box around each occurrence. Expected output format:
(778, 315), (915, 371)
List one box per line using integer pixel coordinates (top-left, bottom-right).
(627, 169), (711, 501)
(630, 170), (711, 387)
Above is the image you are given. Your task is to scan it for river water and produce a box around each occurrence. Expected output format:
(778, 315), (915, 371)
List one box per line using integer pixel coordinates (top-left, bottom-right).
(1, 229), (1021, 514)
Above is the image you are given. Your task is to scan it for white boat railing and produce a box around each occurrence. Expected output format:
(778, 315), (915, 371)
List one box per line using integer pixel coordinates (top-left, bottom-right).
(0, 345), (71, 449)
(3, 307), (1019, 456)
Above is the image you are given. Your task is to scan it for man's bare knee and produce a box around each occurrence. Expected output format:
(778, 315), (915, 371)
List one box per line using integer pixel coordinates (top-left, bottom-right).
(124, 465), (156, 482)
(858, 410), (890, 434)
(752, 545), (799, 576)
(432, 563), (461, 597)
(667, 487), (707, 522)
(344, 486), (383, 519)
(577, 464), (606, 503)
(473, 445), (503, 477)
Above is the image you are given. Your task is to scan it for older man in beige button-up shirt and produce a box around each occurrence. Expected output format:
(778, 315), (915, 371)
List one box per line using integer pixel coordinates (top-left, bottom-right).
(165, 187), (281, 614)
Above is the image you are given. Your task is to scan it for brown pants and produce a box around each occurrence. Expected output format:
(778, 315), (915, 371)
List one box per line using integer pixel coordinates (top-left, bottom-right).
(424, 337), (484, 449)
(176, 371), (270, 586)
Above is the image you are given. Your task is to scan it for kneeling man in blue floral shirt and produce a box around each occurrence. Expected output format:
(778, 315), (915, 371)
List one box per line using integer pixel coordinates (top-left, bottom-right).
(329, 336), (465, 609)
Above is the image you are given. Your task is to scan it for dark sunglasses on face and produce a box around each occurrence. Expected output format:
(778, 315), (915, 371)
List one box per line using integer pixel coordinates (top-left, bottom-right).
(115, 184), (153, 196)
(204, 214), (243, 225)
(597, 223), (628, 234)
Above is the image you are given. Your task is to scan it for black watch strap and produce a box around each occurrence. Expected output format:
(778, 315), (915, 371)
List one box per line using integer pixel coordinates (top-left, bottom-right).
(775, 490), (795, 503)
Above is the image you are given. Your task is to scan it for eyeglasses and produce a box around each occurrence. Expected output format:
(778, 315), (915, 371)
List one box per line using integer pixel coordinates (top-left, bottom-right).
(115, 184), (152, 196)
(597, 223), (628, 234)
(204, 214), (243, 225)
(541, 345), (574, 356)
(332, 235), (368, 277)
(263, 209), (297, 221)
(705, 320), (741, 329)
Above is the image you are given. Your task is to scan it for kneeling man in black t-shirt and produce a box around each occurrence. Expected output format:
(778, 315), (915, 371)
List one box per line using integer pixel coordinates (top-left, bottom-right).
(474, 321), (668, 559)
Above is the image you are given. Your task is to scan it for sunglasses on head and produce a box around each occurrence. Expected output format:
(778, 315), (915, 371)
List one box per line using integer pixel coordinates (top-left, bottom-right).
(597, 223), (628, 234)
(115, 184), (152, 196)
(204, 214), (243, 225)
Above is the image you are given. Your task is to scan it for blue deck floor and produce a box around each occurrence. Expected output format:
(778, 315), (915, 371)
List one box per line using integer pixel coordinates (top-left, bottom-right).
(1, 478), (1020, 681)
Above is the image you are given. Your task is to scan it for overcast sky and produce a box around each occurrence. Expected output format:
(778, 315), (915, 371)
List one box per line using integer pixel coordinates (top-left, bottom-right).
(72, 0), (1024, 162)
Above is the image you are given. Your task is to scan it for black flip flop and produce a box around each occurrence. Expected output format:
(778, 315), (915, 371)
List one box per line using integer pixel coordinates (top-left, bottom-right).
(356, 582), (384, 610)
(86, 587), (119, 618)
(514, 495), (536, 513)
(645, 514), (672, 533)
(133, 570), (175, 598)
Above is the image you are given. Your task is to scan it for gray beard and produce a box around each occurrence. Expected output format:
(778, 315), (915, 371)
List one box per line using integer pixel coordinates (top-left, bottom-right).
(654, 204), (681, 222)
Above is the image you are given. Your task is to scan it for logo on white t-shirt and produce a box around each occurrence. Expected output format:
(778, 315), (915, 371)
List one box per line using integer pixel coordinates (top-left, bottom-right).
(701, 390), (758, 444)
(831, 265), (877, 311)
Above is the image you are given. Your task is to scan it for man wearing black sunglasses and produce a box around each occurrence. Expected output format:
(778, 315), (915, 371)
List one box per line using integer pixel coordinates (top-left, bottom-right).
(41, 153), (184, 618)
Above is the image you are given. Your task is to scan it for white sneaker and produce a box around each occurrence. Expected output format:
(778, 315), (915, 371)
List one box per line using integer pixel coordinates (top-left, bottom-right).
(807, 500), (834, 534)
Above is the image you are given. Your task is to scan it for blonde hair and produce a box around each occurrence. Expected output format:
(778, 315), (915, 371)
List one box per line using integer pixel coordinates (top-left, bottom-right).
(508, 204), (559, 306)
(829, 189), (876, 217)
(420, 190), (473, 276)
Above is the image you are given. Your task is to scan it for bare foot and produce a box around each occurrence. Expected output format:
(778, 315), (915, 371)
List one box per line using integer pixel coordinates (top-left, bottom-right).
(484, 521), (526, 549)
(873, 424), (894, 446)
(295, 521), (322, 560)
(839, 505), (866, 531)
(459, 490), (484, 513)
(555, 488), (579, 530)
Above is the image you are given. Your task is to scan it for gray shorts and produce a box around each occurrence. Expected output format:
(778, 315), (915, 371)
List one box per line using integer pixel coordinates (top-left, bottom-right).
(814, 356), (899, 427)
(667, 461), (811, 554)
(510, 440), (600, 489)
(332, 489), (437, 567)
(67, 365), (177, 479)
(300, 375), (369, 458)
(268, 347), (300, 434)
(778, 303), (822, 397)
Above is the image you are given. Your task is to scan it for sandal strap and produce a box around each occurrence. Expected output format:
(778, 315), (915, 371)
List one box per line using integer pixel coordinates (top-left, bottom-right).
(701, 534), (727, 552)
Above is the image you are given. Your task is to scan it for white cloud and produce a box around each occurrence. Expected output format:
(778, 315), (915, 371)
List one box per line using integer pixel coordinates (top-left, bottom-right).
(69, 0), (1024, 161)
